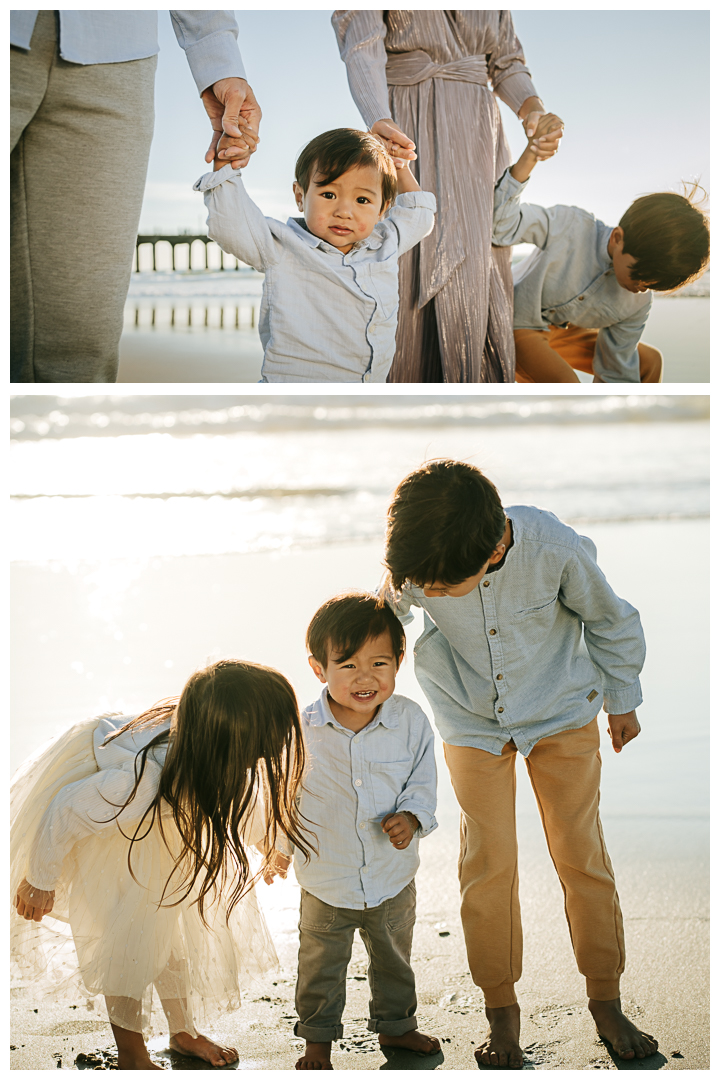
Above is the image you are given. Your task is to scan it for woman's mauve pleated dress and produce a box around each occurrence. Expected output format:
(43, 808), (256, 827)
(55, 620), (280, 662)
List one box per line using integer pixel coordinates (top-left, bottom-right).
(333, 10), (540, 383)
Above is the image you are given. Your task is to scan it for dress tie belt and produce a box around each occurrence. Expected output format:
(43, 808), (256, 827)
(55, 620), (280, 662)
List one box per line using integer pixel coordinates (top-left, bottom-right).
(385, 51), (488, 87)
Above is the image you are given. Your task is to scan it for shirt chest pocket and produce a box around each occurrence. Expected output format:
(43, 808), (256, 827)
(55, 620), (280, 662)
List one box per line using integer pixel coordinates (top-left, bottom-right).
(513, 594), (559, 644)
(370, 759), (413, 817)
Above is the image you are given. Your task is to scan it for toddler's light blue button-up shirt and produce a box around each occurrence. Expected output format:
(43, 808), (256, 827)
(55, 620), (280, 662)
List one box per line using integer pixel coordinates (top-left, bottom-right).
(10, 11), (245, 94)
(393, 506), (645, 757)
(194, 165), (436, 383)
(492, 168), (653, 383)
(294, 689), (438, 910)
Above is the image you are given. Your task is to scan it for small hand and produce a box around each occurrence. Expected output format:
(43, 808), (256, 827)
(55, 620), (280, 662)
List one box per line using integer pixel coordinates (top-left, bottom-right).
(15, 879), (55, 922)
(214, 124), (259, 171)
(202, 77), (262, 170)
(607, 711), (641, 753)
(262, 852), (291, 885)
(523, 110), (564, 160)
(370, 119), (417, 170)
(381, 812), (419, 850)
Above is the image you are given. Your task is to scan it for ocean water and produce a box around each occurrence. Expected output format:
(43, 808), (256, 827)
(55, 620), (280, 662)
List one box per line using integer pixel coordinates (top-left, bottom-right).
(10, 395), (709, 564)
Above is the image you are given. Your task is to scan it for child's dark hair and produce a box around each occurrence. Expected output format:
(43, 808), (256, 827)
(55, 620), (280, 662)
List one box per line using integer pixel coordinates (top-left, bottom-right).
(384, 460), (506, 592)
(295, 128), (397, 208)
(307, 591), (405, 668)
(102, 660), (315, 924)
(618, 184), (709, 292)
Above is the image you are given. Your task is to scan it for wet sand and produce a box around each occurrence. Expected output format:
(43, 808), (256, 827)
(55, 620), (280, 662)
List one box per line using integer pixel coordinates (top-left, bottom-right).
(116, 297), (709, 384)
(10, 522), (709, 1069)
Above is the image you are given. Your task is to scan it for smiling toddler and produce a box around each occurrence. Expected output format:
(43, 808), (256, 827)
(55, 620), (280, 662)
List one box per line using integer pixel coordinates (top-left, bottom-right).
(194, 128), (435, 382)
(285, 591), (439, 1070)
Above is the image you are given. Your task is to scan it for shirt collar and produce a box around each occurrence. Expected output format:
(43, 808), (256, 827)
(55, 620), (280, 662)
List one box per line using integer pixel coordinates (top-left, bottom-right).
(285, 216), (384, 255)
(310, 686), (399, 731)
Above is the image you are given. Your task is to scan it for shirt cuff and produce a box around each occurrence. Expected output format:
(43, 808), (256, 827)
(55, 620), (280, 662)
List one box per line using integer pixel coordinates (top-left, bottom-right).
(398, 805), (438, 838)
(493, 71), (539, 116)
(193, 162), (239, 192)
(182, 31), (247, 95)
(395, 191), (437, 213)
(496, 167), (528, 195)
(602, 680), (643, 715)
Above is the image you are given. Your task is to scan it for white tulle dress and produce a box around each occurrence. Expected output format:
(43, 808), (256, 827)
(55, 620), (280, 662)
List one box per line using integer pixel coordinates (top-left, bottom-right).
(10, 715), (278, 1036)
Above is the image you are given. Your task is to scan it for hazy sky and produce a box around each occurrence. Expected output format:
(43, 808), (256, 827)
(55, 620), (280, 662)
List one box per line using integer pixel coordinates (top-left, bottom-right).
(140, 9), (710, 235)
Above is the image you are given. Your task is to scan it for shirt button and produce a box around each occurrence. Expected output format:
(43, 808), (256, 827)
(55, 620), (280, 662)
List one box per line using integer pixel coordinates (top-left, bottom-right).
(548, 308), (556, 313)
(355, 779), (362, 787)
(483, 580), (490, 588)
(489, 629), (497, 636)
(359, 822), (366, 829)
(498, 707), (504, 714)
(496, 673), (503, 680)
(578, 295), (585, 301)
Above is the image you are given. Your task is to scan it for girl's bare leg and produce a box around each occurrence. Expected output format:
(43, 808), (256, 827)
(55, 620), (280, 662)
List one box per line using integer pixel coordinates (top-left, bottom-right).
(106, 998), (163, 1070)
(161, 997), (239, 1068)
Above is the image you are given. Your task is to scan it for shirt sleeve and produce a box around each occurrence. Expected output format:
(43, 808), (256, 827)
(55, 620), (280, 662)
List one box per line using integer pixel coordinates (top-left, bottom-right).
(394, 707), (438, 838)
(559, 535), (645, 715)
(593, 303), (652, 383)
(193, 164), (281, 273)
(384, 192), (437, 257)
(170, 11), (246, 95)
(26, 762), (162, 892)
(332, 10), (393, 129)
(492, 168), (552, 249)
(488, 10), (538, 115)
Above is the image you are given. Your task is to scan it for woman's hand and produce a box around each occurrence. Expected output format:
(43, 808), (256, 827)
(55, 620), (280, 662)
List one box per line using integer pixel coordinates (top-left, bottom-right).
(371, 119), (417, 169)
(519, 96), (564, 161)
(15, 879), (55, 922)
(262, 852), (291, 885)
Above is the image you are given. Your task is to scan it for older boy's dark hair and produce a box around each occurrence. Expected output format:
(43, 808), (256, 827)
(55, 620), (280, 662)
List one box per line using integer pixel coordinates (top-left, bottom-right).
(384, 460), (506, 591)
(295, 128), (397, 208)
(307, 591), (405, 668)
(619, 185), (709, 292)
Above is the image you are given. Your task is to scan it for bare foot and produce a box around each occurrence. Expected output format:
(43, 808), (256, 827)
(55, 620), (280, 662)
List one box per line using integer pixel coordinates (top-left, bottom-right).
(169, 1031), (239, 1067)
(295, 1041), (333, 1070)
(116, 1049), (164, 1070)
(589, 998), (658, 1060)
(474, 1002), (523, 1069)
(378, 1029), (441, 1055)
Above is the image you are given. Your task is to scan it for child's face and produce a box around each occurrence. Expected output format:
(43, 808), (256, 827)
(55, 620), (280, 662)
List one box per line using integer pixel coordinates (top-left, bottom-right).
(293, 165), (388, 254)
(609, 227), (652, 294)
(310, 630), (400, 724)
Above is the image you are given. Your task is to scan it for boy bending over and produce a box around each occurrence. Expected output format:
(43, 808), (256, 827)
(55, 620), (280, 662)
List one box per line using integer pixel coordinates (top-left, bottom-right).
(384, 460), (659, 1069)
(291, 592), (439, 1069)
(493, 114), (709, 383)
(194, 128), (435, 383)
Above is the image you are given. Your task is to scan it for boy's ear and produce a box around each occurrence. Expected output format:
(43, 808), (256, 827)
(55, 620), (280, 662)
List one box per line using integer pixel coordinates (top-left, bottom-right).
(488, 543), (506, 565)
(396, 651), (404, 670)
(378, 200), (391, 221)
(308, 655), (327, 683)
(609, 226), (625, 255)
(292, 181), (304, 213)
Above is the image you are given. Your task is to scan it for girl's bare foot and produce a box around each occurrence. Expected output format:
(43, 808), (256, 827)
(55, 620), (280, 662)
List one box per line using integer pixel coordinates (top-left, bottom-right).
(378, 1030), (441, 1055)
(474, 1002), (523, 1069)
(296, 1041), (333, 1070)
(169, 1031), (239, 1067)
(111, 1022), (164, 1070)
(589, 998), (658, 1060)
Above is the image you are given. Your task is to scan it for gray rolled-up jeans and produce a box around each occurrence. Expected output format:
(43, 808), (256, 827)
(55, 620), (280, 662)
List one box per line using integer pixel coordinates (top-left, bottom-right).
(294, 880), (418, 1042)
(10, 11), (157, 382)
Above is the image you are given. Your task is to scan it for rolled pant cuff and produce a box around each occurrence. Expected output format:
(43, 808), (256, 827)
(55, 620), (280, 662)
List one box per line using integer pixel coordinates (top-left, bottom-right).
(482, 982), (518, 1008)
(367, 1017), (418, 1036)
(586, 978), (621, 1001)
(294, 1021), (343, 1042)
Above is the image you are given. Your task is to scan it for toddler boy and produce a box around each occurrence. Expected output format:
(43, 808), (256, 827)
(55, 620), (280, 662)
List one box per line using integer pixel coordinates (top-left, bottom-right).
(194, 128), (435, 383)
(492, 114), (709, 383)
(291, 592), (439, 1069)
(383, 460), (659, 1068)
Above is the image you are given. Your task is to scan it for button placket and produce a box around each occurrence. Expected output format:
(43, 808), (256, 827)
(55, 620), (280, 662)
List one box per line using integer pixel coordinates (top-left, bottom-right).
(480, 577), (508, 723)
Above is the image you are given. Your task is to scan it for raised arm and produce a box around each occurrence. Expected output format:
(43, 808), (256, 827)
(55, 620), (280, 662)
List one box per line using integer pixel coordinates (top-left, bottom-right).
(193, 165), (280, 273)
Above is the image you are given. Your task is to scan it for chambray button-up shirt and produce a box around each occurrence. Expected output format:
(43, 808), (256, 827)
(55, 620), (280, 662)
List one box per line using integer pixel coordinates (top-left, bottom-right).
(393, 506), (645, 757)
(492, 168), (653, 383)
(295, 689), (438, 910)
(10, 11), (245, 94)
(194, 165), (436, 383)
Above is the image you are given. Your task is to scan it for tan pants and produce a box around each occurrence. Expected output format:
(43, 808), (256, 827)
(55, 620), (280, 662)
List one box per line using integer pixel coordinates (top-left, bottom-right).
(11, 11), (156, 382)
(514, 325), (663, 383)
(444, 718), (624, 1008)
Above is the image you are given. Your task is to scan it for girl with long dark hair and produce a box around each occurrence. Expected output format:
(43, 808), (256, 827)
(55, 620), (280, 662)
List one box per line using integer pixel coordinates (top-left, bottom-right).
(12, 660), (313, 1070)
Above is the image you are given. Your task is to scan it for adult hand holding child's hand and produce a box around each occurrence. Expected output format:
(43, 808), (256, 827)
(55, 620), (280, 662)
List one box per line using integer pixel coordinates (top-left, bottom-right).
(382, 811), (419, 850)
(370, 119), (417, 170)
(202, 77), (262, 170)
(213, 123), (259, 171)
(262, 852), (292, 885)
(526, 111), (564, 160)
(607, 711), (641, 753)
(15, 879), (55, 922)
